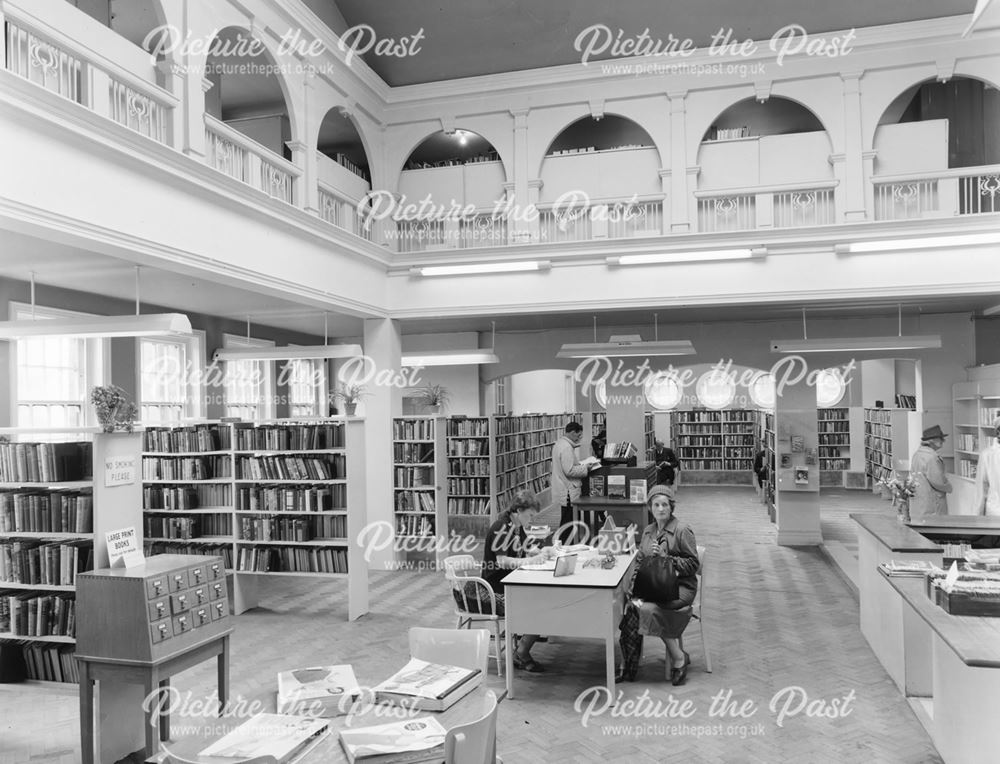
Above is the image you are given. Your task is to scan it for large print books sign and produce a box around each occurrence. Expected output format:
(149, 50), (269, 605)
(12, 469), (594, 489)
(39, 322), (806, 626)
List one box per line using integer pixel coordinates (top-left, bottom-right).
(339, 716), (447, 764)
(198, 713), (329, 762)
(373, 657), (480, 711)
(277, 665), (361, 717)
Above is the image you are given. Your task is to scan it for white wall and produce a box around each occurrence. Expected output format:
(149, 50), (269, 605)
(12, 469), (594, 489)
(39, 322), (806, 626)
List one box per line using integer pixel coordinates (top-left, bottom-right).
(509, 369), (573, 414)
(401, 332), (483, 416)
(873, 120), (948, 175)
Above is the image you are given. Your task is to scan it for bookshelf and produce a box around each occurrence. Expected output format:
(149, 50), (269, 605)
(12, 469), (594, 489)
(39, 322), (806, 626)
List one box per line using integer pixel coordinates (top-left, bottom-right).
(392, 416), (446, 555)
(445, 416), (494, 538)
(643, 412), (655, 461)
(0, 430), (142, 684)
(818, 407), (850, 485)
(951, 379), (1000, 510)
(494, 413), (579, 517)
(592, 411), (607, 439)
(672, 410), (756, 485)
(141, 420), (367, 620)
(864, 408), (922, 486)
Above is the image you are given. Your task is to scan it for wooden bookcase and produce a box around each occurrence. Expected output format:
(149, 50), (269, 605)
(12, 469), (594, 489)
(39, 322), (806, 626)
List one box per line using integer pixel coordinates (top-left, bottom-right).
(141, 419), (367, 620)
(672, 409), (756, 485)
(643, 412), (655, 460)
(392, 416), (446, 552)
(494, 413), (580, 516)
(445, 416), (494, 538)
(864, 408), (922, 485)
(0, 430), (142, 683)
(951, 379), (1000, 510)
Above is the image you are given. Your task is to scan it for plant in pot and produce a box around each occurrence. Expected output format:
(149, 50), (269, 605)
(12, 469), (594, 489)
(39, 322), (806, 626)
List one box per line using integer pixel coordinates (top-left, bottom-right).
(415, 384), (449, 414)
(333, 383), (367, 416)
(90, 385), (138, 433)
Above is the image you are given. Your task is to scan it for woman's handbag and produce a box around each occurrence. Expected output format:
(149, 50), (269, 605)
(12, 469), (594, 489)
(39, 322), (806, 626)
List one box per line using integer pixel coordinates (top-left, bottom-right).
(632, 554), (679, 604)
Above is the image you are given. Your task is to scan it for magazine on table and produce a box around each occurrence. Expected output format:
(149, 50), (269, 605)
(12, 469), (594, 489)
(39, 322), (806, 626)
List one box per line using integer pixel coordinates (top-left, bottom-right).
(276, 664), (361, 717)
(373, 656), (480, 711)
(198, 712), (329, 762)
(339, 715), (447, 764)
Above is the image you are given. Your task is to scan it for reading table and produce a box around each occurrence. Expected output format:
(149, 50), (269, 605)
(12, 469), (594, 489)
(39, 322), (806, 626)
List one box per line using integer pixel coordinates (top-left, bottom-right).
(502, 552), (637, 700)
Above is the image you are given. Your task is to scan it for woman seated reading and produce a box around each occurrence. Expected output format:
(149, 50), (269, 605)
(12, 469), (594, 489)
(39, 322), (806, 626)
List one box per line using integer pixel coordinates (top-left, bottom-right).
(618, 484), (699, 685)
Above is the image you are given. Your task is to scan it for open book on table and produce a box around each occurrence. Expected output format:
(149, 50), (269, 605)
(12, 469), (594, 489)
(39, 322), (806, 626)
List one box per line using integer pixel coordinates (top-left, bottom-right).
(373, 656), (480, 711)
(198, 712), (329, 762)
(276, 664), (361, 717)
(339, 715), (447, 764)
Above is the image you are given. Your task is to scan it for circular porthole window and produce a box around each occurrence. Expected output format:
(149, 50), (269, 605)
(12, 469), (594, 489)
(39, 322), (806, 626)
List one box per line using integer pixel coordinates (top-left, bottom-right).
(644, 372), (683, 411)
(748, 372), (776, 409)
(594, 379), (607, 408)
(696, 371), (735, 410)
(816, 368), (846, 408)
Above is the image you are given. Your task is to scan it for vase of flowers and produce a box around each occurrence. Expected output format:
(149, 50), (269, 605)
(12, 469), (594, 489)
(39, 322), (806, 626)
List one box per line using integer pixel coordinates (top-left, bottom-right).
(90, 385), (138, 433)
(878, 472), (919, 523)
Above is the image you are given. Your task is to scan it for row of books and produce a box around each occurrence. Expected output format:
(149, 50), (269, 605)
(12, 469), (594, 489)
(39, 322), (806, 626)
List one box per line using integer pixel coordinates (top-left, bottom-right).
(232, 423), (345, 452)
(235, 485), (345, 513)
(0, 540), (92, 586)
(144, 484), (230, 510)
(817, 408), (848, 421)
(493, 414), (571, 434)
(0, 490), (93, 534)
(396, 515), (435, 537)
(895, 394), (917, 409)
(393, 466), (432, 488)
(392, 419), (436, 441)
(402, 151), (499, 170)
(144, 542), (233, 568)
(956, 433), (978, 451)
(447, 457), (490, 476)
(708, 125), (753, 140)
(143, 425), (230, 453)
(0, 442), (91, 484)
(818, 421), (850, 433)
(495, 432), (556, 451)
(235, 455), (345, 481)
(237, 516), (332, 542)
(820, 459), (852, 470)
(675, 410), (754, 422)
(393, 443), (434, 463)
(957, 459), (978, 478)
(447, 418), (490, 436)
(447, 439), (488, 456)
(235, 545), (348, 574)
(447, 477), (489, 496)
(23, 642), (79, 683)
(982, 407), (1000, 425)
(447, 497), (490, 516)
(0, 591), (76, 637)
(144, 515), (232, 540)
(334, 152), (370, 181)
(395, 491), (435, 513)
(142, 456), (231, 481)
(495, 445), (551, 473)
(819, 434), (850, 445)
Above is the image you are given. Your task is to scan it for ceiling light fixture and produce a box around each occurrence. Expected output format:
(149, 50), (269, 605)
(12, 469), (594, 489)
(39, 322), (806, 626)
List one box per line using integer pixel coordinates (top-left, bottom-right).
(837, 232), (1000, 254)
(607, 247), (763, 266)
(557, 315), (697, 358)
(0, 269), (193, 340)
(770, 306), (942, 353)
(402, 321), (500, 366)
(413, 261), (550, 277)
(983, 303), (1000, 317)
(212, 313), (362, 363)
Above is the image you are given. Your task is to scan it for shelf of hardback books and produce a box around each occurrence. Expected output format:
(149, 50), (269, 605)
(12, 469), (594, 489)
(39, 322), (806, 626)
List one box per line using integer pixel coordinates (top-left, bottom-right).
(818, 407), (850, 484)
(392, 416), (446, 558)
(0, 429), (142, 684)
(671, 409), (756, 485)
(864, 408), (922, 486)
(445, 416), (495, 538)
(643, 412), (655, 460)
(592, 411), (607, 438)
(951, 380), (1000, 484)
(141, 420), (367, 619)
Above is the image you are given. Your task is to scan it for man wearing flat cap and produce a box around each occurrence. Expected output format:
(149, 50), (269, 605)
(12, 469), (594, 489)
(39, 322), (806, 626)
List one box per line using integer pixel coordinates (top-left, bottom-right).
(976, 416), (1000, 516)
(910, 424), (952, 519)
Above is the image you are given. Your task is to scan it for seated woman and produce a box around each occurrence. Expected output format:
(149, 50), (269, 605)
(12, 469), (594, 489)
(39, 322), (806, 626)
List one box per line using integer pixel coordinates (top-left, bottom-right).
(479, 490), (554, 672)
(618, 484), (699, 685)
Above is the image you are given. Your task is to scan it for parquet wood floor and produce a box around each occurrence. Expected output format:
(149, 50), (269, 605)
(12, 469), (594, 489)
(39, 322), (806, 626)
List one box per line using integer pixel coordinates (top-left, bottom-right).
(0, 486), (941, 763)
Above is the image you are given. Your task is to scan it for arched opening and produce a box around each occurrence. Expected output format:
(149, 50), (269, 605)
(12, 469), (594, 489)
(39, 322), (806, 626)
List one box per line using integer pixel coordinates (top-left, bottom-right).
(539, 115), (661, 242)
(697, 97), (832, 231)
(316, 109), (373, 234)
(874, 76), (1000, 217)
(396, 130), (506, 251)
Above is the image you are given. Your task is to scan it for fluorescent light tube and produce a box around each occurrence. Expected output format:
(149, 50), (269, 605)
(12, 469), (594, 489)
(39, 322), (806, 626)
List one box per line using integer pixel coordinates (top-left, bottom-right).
(213, 344), (363, 362)
(556, 340), (696, 358)
(845, 232), (1000, 253)
(0, 313), (192, 339)
(609, 248), (757, 266)
(414, 261), (549, 276)
(402, 349), (500, 366)
(770, 335), (942, 353)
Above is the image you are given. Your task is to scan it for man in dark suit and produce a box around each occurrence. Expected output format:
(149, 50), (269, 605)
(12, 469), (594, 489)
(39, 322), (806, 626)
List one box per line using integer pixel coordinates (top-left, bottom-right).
(653, 439), (680, 486)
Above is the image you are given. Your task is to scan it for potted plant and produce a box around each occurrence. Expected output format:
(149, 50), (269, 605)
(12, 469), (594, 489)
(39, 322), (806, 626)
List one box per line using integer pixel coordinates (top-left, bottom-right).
(333, 383), (367, 416)
(415, 383), (449, 414)
(90, 385), (138, 433)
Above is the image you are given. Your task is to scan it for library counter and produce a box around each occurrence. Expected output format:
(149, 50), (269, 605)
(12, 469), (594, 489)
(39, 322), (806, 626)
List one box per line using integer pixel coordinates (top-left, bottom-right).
(573, 496), (649, 533)
(907, 515), (1000, 538)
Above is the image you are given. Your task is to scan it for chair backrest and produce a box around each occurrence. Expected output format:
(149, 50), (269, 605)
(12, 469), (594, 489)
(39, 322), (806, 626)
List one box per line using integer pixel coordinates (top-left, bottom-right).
(408, 627), (489, 681)
(444, 689), (498, 764)
(443, 555), (496, 617)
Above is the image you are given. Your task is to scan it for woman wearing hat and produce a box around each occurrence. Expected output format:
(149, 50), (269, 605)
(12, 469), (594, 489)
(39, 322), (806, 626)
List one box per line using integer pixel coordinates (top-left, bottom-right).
(617, 484), (699, 685)
(910, 424), (953, 519)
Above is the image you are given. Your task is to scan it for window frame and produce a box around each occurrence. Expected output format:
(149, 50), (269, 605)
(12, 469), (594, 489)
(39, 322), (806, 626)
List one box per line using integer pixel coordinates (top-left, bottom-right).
(136, 330), (206, 424)
(221, 333), (276, 421)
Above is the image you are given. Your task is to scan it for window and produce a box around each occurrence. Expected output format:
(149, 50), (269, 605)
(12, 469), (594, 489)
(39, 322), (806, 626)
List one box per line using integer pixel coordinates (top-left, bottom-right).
(748, 372), (776, 410)
(10, 303), (105, 428)
(644, 372), (683, 411)
(696, 371), (736, 410)
(816, 369), (846, 408)
(223, 334), (275, 421)
(139, 334), (204, 423)
(284, 359), (326, 417)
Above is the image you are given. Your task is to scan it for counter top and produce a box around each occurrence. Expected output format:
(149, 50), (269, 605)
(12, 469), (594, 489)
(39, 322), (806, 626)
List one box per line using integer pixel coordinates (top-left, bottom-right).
(851, 513), (943, 553)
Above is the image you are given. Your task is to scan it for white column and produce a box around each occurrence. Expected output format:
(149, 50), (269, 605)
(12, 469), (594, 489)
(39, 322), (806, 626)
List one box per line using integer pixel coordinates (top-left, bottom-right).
(82, 64), (112, 119)
(298, 71), (319, 214)
(286, 140), (313, 211)
(510, 108), (532, 242)
(156, 59), (182, 150)
(668, 91), (691, 232)
(774, 378), (822, 545)
(829, 154), (847, 222)
(526, 178), (542, 243)
(841, 72), (868, 222)
(361, 318), (402, 570)
(658, 169), (671, 232)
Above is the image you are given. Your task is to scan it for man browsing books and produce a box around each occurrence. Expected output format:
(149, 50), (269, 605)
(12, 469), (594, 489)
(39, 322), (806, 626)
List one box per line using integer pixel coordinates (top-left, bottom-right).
(549, 421), (592, 543)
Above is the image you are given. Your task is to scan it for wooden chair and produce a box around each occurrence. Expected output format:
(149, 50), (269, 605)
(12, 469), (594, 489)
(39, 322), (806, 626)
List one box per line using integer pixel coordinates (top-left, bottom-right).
(690, 545), (711, 672)
(443, 554), (505, 677)
(444, 689), (499, 764)
(408, 626), (488, 683)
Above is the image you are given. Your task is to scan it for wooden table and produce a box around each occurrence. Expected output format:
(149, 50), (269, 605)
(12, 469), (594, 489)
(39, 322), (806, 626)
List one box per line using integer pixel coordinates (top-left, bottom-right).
(502, 552), (636, 700)
(78, 631), (231, 764)
(852, 513), (942, 696)
(146, 685), (501, 763)
(880, 573), (1000, 764)
(907, 515), (1000, 538)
